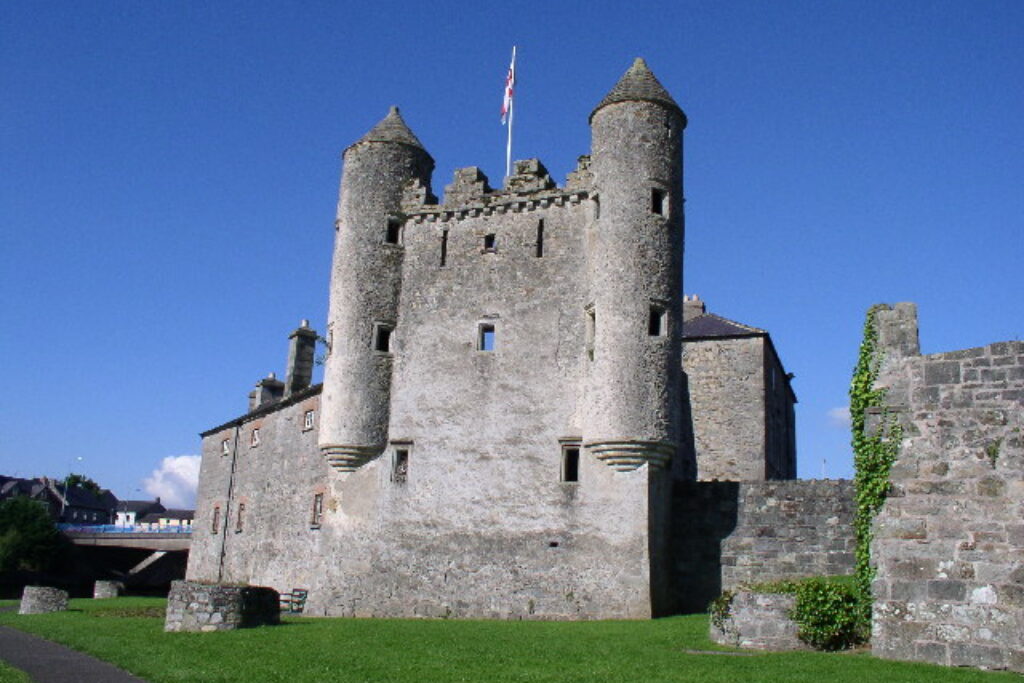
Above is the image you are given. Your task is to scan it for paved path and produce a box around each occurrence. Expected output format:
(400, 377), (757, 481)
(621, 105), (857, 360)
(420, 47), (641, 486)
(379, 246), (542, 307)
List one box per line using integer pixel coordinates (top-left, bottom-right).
(0, 625), (146, 683)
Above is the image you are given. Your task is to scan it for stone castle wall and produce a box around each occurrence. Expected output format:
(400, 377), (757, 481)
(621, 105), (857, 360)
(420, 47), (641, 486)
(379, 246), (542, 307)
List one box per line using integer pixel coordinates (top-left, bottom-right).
(672, 480), (855, 612)
(683, 337), (766, 480)
(871, 303), (1024, 672)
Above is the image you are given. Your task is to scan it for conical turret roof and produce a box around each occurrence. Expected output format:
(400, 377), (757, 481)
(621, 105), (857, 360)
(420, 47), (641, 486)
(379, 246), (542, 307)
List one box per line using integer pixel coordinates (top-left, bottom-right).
(351, 106), (427, 151)
(590, 58), (685, 123)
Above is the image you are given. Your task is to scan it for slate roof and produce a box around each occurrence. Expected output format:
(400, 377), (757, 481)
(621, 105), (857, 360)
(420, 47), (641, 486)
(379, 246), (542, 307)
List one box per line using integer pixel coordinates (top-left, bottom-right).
(352, 106), (427, 151)
(139, 508), (193, 524)
(683, 313), (766, 340)
(591, 57), (686, 123)
(118, 499), (165, 516)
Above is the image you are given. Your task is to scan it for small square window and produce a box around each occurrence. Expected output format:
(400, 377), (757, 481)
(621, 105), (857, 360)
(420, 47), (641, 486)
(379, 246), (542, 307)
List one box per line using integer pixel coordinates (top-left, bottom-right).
(651, 188), (667, 216)
(562, 446), (580, 483)
(221, 438), (230, 455)
(478, 323), (495, 351)
(374, 324), (393, 353)
(250, 428), (260, 447)
(385, 218), (402, 245)
(648, 305), (667, 337)
(392, 448), (409, 484)
(483, 233), (496, 251)
(310, 493), (324, 528)
(303, 409), (315, 431)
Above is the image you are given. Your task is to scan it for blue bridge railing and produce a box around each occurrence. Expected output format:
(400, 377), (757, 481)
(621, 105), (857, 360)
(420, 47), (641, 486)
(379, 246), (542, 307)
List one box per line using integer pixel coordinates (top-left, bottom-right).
(58, 523), (192, 534)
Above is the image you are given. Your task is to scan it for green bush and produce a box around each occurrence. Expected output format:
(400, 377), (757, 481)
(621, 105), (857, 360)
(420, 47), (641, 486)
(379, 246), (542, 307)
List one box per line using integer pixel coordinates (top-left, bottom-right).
(790, 578), (867, 651)
(737, 577), (868, 651)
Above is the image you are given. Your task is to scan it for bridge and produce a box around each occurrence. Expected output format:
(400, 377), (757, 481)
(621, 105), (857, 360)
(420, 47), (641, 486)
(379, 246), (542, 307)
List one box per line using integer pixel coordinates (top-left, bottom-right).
(58, 525), (191, 585)
(60, 525), (191, 552)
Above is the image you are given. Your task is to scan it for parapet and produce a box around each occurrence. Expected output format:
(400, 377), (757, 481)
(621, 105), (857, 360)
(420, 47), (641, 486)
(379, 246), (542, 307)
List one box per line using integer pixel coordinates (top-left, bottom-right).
(400, 156), (594, 218)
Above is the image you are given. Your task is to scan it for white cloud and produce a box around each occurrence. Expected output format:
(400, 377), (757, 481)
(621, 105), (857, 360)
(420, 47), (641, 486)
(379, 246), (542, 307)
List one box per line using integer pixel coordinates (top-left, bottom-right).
(827, 406), (851, 429)
(143, 455), (201, 508)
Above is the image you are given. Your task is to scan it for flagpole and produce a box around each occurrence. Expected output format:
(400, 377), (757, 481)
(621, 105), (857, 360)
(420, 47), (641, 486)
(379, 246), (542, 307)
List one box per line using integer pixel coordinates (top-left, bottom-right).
(505, 46), (516, 179)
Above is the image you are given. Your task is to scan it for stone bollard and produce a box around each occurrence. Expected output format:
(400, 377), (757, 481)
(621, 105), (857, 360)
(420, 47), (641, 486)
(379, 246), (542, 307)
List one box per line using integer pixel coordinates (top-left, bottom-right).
(19, 586), (69, 615)
(93, 580), (125, 599)
(164, 580), (280, 632)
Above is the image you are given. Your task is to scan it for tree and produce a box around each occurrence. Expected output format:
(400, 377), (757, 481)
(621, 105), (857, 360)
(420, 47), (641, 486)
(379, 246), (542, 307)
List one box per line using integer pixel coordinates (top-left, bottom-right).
(62, 472), (102, 496)
(0, 497), (64, 573)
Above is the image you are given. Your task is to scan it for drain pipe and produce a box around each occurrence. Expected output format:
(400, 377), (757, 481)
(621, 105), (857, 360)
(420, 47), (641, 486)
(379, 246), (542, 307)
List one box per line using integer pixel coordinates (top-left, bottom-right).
(216, 421), (242, 583)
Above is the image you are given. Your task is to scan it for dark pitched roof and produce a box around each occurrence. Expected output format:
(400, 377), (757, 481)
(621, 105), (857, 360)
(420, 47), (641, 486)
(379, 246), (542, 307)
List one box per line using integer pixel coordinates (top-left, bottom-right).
(591, 57), (685, 123)
(683, 313), (766, 340)
(139, 508), (193, 524)
(351, 106), (427, 151)
(118, 499), (165, 515)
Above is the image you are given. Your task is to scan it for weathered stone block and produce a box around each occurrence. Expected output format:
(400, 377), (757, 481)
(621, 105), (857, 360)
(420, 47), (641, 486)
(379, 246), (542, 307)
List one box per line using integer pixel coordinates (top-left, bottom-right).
(93, 580), (124, 599)
(19, 586), (69, 614)
(925, 361), (961, 386)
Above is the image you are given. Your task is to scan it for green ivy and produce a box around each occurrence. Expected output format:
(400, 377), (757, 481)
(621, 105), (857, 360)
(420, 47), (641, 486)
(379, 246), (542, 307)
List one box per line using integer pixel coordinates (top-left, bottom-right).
(850, 305), (903, 627)
(707, 589), (735, 630)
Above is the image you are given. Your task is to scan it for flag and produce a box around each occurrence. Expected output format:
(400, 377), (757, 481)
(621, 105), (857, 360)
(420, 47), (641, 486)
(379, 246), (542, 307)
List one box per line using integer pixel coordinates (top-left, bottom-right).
(501, 48), (516, 125)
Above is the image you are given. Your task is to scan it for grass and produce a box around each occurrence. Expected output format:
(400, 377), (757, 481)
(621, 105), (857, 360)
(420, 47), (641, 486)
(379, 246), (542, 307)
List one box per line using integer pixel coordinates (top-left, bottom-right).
(0, 598), (1017, 682)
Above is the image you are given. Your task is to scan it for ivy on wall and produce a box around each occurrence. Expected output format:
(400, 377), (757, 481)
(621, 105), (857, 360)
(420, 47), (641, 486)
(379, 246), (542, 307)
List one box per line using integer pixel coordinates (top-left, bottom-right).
(850, 304), (903, 620)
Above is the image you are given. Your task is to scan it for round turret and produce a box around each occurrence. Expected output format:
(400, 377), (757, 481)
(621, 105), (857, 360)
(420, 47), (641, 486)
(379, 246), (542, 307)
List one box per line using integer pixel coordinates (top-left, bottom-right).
(583, 58), (687, 471)
(319, 107), (434, 471)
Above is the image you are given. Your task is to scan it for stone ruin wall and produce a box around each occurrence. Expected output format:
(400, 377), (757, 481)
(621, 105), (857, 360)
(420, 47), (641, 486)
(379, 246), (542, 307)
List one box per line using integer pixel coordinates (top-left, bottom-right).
(871, 303), (1024, 672)
(672, 479), (855, 613)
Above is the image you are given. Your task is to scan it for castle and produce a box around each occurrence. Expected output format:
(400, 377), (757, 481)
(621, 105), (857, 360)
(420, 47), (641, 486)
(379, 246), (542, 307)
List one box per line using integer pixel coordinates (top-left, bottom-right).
(186, 59), (811, 619)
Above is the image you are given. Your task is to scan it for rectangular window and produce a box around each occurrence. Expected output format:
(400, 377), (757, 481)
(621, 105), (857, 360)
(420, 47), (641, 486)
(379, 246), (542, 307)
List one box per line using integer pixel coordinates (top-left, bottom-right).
(562, 446), (580, 483)
(651, 188), (667, 216)
(221, 438), (230, 455)
(385, 218), (402, 245)
(235, 503), (245, 533)
(250, 428), (260, 447)
(303, 410), (315, 431)
(478, 323), (495, 351)
(535, 220), (544, 257)
(392, 448), (409, 484)
(374, 324), (393, 353)
(648, 305), (667, 337)
(211, 506), (221, 534)
(585, 306), (596, 361)
(440, 229), (448, 266)
(483, 233), (496, 251)
(311, 493), (323, 527)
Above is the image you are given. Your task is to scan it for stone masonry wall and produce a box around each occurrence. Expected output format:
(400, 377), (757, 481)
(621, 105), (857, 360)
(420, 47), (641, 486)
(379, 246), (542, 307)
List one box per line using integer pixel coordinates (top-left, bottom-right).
(871, 303), (1024, 672)
(165, 580), (279, 632)
(673, 479), (855, 612)
(683, 337), (766, 480)
(709, 590), (810, 651)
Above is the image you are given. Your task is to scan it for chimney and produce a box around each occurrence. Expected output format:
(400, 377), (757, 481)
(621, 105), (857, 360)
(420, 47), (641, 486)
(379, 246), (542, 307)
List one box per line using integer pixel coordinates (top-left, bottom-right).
(683, 294), (706, 322)
(285, 319), (318, 397)
(248, 372), (285, 412)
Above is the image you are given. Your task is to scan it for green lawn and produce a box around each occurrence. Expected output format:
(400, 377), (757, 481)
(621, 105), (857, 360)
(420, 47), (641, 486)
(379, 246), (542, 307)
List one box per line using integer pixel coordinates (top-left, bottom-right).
(0, 598), (1016, 682)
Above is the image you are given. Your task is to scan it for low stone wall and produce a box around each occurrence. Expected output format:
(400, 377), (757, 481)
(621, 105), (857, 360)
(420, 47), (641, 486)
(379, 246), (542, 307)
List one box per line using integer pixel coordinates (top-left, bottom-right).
(19, 586), (69, 614)
(94, 580), (124, 599)
(164, 580), (280, 632)
(673, 479), (855, 612)
(709, 590), (808, 651)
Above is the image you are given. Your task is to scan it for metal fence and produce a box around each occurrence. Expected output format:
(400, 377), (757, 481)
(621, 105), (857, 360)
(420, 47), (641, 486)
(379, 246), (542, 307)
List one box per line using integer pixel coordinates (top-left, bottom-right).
(57, 523), (192, 534)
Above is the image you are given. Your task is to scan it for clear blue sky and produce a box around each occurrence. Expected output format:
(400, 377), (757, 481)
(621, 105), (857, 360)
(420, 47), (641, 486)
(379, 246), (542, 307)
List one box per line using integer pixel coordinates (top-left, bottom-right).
(2, 1), (1021, 502)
